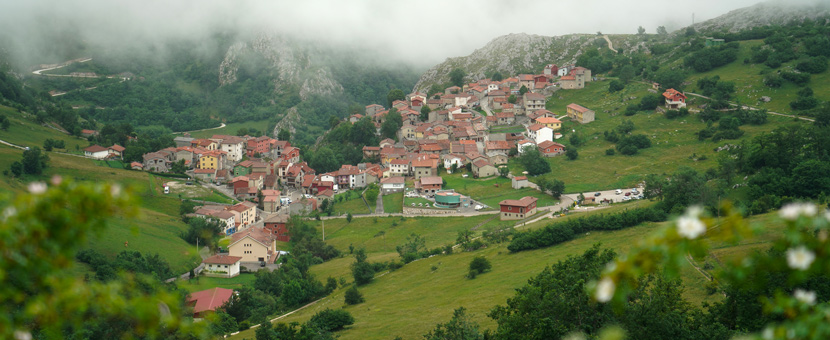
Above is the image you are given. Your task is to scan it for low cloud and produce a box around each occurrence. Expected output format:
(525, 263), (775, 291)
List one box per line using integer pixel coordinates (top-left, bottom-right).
(0, 0), (796, 68)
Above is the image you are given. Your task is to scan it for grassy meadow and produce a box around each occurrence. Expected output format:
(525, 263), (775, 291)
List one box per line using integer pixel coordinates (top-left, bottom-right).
(442, 173), (558, 209)
(381, 191), (403, 213)
(516, 77), (804, 193)
(230, 208), (789, 340)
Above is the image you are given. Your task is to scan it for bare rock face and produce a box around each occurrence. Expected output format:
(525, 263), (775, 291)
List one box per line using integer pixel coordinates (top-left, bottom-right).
(218, 31), (343, 99)
(691, 1), (830, 33)
(413, 33), (605, 93)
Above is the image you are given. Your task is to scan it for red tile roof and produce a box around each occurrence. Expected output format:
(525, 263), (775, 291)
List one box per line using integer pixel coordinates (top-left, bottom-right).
(202, 254), (242, 265)
(499, 196), (538, 207)
(566, 103), (590, 113)
(84, 145), (108, 153)
(188, 288), (233, 315)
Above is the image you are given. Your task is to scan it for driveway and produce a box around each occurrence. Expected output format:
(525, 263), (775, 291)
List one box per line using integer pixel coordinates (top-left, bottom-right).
(562, 187), (644, 205)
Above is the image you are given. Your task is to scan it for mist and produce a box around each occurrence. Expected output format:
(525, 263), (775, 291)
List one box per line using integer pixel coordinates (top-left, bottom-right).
(0, 0), (808, 68)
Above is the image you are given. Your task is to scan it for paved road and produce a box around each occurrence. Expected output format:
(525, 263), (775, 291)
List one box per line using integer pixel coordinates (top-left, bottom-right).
(480, 95), (494, 116)
(375, 192), (385, 214)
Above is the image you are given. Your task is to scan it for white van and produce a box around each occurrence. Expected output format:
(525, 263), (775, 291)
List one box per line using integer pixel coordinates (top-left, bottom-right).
(615, 189), (622, 195)
(164, 186), (169, 194)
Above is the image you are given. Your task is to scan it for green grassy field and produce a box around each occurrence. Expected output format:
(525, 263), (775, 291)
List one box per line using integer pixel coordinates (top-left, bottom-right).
(0, 105), (91, 153)
(684, 40), (830, 115)
(517, 79), (802, 193)
(333, 190), (371, 215)
(381, 191), (403, 213)
(442, 173), (558, 208)
(0, 126), (201, 274)
(185, 119), (272, 139)
(230, 210), (787, 340)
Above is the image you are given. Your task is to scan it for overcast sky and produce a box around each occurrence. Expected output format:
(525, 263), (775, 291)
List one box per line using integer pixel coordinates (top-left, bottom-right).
(0, 0), (774, 67)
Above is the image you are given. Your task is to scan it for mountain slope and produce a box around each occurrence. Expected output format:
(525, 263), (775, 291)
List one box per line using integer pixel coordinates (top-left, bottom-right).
(691, 0), (830, 33)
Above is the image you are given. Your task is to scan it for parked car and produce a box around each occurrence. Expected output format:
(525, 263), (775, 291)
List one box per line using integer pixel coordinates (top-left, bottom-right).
(594, 192), (601, 196)
(625, 192), (631, 196)
(623, 196), (632, 201)
(615, 189), (622, 195)
(259, 261), (266, 267)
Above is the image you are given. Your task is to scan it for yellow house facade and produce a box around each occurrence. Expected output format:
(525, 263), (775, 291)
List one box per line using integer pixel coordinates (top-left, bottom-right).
(535, 117), (562, 131)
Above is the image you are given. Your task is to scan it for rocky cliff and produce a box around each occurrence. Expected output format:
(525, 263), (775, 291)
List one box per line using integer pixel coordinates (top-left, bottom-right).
(690, 1), (830, 33)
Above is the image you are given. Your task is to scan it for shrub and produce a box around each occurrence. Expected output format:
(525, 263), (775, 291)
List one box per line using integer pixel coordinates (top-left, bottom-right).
(781, 71), (810, 86)
(605, 148), (615, 156)
(344, 285), (364, 305)
(796, 56), (828, 74)
(468, 256), (492, 278)
(566, 148), (578, 160)
(308, 308), (355, 332)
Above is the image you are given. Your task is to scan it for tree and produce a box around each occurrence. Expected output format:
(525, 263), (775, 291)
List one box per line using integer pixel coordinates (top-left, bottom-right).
(310, 146), (340, 174)
(22, 146), (48, 175)
(618, 65), (636, 83)
(0, 179), (208, 338)
(507, 94), (517, 104)
(396, 233), (426, 263)
(547, 179), (565, 199)
(468, 256), (492, 279)
(0, 115), (9, 131)
(608, 80), (625, 93)
(492, 71), (503, 81)
(566, 148), (579, 160)
(518, 147), (551, 176)
(423, 307), (484, 340)
(308, 308), (355, 332)
(657, 26), (668, 35)
(519, 85), (529, 96)
(420, 105), (431, 122)
(637, 26), (646, 35)
(344, 285), (364, 305)
(170, 159), (187, 174)
(351, 118), (378, 146)
(10, 161), (23, 177)
(449, 68), (466, 87)
(387, 89), (405, 108)
(351, 248), (375, 285)
(489, 245), (616, 339)
(498, 166), (509, 178)
(181, 217), (224, 252)
(277, 128), (290, 141)
(364, 184), (379, 207)
(346, 212), (353, 223)
(381, 108), (402, 140)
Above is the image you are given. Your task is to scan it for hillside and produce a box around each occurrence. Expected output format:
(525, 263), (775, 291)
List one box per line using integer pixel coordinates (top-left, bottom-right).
(0, 105), (201, 273)
(413, 33), (643, 93)
(690, 1), (830, 33)
(229, 205), (785, 340)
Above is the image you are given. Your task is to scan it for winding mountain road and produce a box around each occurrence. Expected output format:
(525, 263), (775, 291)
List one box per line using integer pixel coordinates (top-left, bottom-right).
(602, 35), (618, 53)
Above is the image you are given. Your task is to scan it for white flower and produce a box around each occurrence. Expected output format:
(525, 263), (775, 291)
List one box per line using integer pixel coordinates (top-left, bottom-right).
(595, 277), (615, 302)
(780, 202), (817, 220)
(686, 205), (704, 218)
(786, 246), (815, 270)
(27, 182), (47, 194)
(677, 215), (706, 239)
(824, 210), (830, 222)
(110, 184), (122, 197)
(762, 327), (774, 340)
(793, 289), (816, 305)
(605, 261), (617, 273)
(14, 330), (32, 340)
(3, 207), (16, 221)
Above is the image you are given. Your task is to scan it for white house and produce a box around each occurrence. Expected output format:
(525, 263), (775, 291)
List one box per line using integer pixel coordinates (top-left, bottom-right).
(202, 254), (242, 278)
(526, 124), (554, 144)
(558, 65), (571, 77)
(219, 137), (245, 162)
(442, 154), (464, 172)
(83, 145), (110, 160)
(380, 176), (405, 194)
(517, 140), (536, 155)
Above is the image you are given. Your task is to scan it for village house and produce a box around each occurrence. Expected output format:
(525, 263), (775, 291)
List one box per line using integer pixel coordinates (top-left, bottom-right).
(416, 176), (443, 194)
(499, 196), (538, 220)
(198, 150), (227, 170)
(210, 135), (244, 162)
(442, 153), (464, 172)
(366, 104), (384, 116)
(228, 227), (278, 263)
(472, 159), (497, 178)
(518, 74), (535, 90)
(194, 168), (217, 182)
(201, 254), (242, 278)
(380, 176), (405, 194)
(84, 145), (110, 160)
(388, 159), (410, 177)
(543, 64), (559, 77)
(512, 176), (530, 189)
(411, 157), (438, 179)
(192, 208), (236, 234)
(362, 146), (380, 160)
(229, 201), (257, 230)
(538, 140), (566, 157)
(495, 112), (515, 125)
(560, 75), (581, 89)
(663, 88), (687, 109)
(81, 129), (99, 138)
(517, 139), (536, 155)
(485, 140), (512, 157)
(143, 151), (172, 172)
(263, 214), (290, 242)
(535, 117), (562, 131)
(523, 92), (546, 112)
(246, 136), (274, 158)
(566, 103), (595, 124)
(528, 109), (556, 121)
(187, 287), (234, 318)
